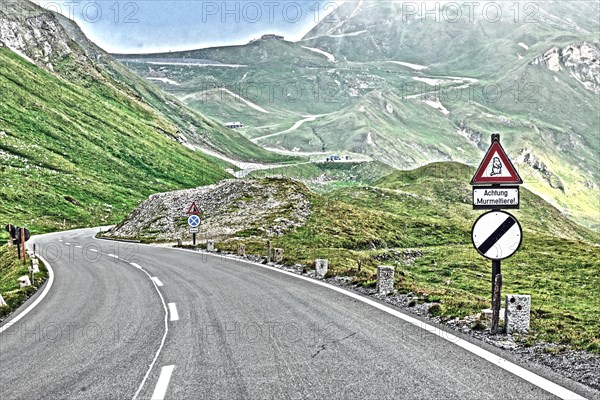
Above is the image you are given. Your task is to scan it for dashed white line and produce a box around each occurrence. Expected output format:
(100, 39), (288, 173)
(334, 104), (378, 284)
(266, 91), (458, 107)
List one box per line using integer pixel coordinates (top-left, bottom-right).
(75, 245), (82, 249)
(107, 254), (118, 259)
(64, 242), (71, 245)
(151, 277), (164, 287)
(150, 365), (175, 400)
(89, 249), (98, 252)
(168, 303), (179, 322)
(131, 263), (170, 400)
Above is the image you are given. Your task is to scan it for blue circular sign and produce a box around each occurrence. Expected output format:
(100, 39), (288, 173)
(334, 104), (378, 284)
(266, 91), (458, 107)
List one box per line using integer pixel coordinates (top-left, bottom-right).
(188, 215), (201, 228)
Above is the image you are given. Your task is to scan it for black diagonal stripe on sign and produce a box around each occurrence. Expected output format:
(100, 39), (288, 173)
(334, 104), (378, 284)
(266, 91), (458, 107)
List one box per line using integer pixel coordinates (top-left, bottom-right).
(477, 217), (516, 255)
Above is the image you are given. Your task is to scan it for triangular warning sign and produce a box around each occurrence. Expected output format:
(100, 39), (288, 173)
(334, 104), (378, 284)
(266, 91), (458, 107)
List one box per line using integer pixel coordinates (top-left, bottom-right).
(187, 202), (201, 215)
(471, 140), (523, 185)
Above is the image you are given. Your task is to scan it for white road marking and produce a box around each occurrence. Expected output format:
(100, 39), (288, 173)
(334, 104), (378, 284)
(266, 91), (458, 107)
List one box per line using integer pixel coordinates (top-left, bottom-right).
(89, 249), (98, 252)
(107, 254), (118, 259)
(152, 277), (164, 287)
(130, 262), (143, 270)
(151, 365), (175, 400)
(75, 245), (82, 249)
(168, 303), (179, 321)
(64, 242), (71, 245)
(130, 262), (170, 400)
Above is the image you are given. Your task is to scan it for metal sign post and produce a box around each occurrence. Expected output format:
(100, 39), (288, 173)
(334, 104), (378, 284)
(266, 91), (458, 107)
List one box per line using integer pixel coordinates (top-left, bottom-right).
(187, 214), (201, 247)
(471, 134), (524, 333)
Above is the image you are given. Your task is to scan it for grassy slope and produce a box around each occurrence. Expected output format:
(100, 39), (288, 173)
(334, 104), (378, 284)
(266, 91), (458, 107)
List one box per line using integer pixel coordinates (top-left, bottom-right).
(0, 48), (230, 238)
(217, 163), (599, 350)
(0, 244), (48, 319)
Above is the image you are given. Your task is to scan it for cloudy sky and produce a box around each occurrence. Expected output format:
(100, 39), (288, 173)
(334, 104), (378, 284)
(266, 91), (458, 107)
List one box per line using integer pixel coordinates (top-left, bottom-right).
(38, 0), (344, 53)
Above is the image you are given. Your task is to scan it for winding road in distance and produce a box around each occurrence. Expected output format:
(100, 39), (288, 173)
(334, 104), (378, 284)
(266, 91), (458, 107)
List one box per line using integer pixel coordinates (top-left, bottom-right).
(0, 228), (596, 400)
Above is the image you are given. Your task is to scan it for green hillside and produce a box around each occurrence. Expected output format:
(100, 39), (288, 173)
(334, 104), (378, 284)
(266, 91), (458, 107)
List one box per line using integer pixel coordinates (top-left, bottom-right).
(0, 47), (229, 237)
(115, 1), (600, 231)
(248, 160), (396, 192)
(212, 163), (599, 350)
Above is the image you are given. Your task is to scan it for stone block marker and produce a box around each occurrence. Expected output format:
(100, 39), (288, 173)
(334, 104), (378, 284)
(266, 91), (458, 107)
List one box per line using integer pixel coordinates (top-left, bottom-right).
(30, 258), (40, 273)
(237, 244), (246, 257)
(0, 294), (7, 307)
(315, 259), (328, 278)
(18, 276), (31, 288)
(505, 294), (531, 334)
(206, 240), (215, 252)
(273, 248), (284, 263)
(377, 265), (395, 295)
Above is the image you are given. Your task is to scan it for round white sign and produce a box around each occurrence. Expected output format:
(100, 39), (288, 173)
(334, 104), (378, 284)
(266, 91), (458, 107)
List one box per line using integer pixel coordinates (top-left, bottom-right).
(472, 211), (522, 260)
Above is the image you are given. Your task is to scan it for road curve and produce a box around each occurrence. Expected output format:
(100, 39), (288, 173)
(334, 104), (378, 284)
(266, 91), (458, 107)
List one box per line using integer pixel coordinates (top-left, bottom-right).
(0, 228), (597, 400)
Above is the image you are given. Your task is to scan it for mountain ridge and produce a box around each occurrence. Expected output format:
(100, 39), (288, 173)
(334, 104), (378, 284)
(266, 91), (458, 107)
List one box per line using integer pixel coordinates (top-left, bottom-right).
(113, 1), (600, 230)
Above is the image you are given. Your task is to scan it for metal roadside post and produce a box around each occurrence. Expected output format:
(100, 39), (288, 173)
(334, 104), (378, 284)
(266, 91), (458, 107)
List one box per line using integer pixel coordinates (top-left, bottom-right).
(21, 227), (27, 265)
(471, 134), (524, 333)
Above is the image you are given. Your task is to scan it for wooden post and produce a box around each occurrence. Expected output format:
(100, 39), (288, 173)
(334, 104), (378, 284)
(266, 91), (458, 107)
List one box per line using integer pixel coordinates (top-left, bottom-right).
(7, 226), (14, 248)
(491, 273), (503, 334)
(357, 259), (362, 272)
(267, 240), (271, 263)
(21, 227), (27, 265)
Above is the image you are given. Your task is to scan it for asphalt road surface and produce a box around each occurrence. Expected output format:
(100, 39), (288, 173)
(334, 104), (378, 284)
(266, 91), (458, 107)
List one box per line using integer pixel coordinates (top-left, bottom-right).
(0, 228), (597, 400)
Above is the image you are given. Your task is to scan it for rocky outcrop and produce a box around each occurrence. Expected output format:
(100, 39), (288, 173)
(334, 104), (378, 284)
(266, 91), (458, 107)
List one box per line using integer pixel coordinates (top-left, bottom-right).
(456, 122), (485, 150)
(1, 3), (68, 67)
(531, 42), (600, 92)
(0, 1), (109, 84)
(516, 149), (564, 191)
(106, 179), (312, 242)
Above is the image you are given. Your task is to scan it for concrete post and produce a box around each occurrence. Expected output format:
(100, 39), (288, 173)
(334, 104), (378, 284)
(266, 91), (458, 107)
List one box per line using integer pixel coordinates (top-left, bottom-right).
(206, 240), (215, 252)
(376, 266), (395, 295)
(273, 248), (284, 263)
(18, 276), (31, 288)
(315, 259), (328, 278)
(30, 258), (40, 273)
(237, 244), (246, 257)
(505, 294), (531, 334)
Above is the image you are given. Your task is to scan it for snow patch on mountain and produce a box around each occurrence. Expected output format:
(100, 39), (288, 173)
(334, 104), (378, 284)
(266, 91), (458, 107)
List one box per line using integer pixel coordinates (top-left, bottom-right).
(147, 77), (180, 86)
(301, 46), (336, 62)
(386, 61), (428, 70)
(303, 30), (367, 41)
(423, 98), (449, 115)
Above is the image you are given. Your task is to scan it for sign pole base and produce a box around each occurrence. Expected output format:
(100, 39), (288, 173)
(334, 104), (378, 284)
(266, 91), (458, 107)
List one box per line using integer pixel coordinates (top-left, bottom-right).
(193, 233), (196, 247)
(491, 272), (503, 334)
